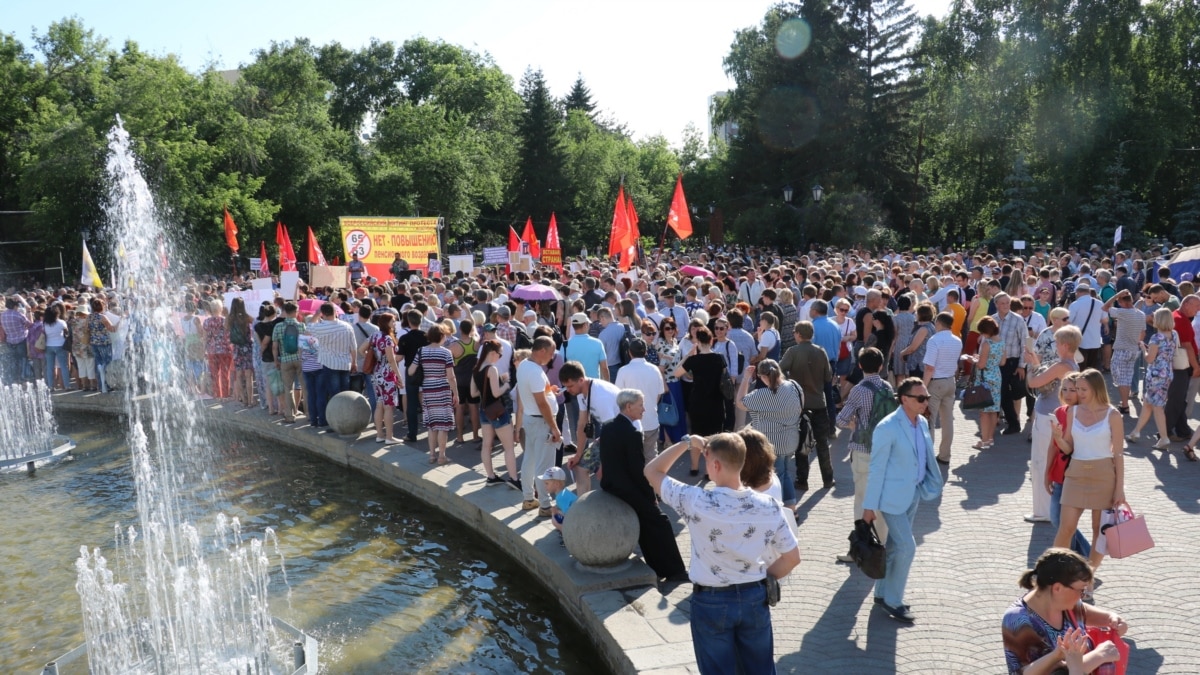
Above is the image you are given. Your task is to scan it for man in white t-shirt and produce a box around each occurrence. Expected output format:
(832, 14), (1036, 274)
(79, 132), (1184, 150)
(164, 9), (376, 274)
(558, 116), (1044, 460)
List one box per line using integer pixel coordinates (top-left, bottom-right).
(614, 339), (666, 461)
(516, 336), (562, 517)
(561, 360), (621, 494)
(644, 431), (800, 670)
(1068, 284), (1104, 369)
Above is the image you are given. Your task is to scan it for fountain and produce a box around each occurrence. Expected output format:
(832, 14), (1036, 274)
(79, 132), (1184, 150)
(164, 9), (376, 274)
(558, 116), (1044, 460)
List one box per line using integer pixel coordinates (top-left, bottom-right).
(0, 379), (74, 474)
(56, 117), (315, 674)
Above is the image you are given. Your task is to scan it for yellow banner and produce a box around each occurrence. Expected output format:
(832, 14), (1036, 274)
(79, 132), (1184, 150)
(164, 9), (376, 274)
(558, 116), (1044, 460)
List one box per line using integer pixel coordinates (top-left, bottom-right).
(338, 216), (442, 276)
(541, 248), (562, 266)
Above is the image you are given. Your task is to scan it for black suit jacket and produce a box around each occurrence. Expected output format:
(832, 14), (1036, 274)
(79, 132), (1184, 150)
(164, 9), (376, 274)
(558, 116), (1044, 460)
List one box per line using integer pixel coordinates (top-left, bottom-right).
(599, 415), (654, 504)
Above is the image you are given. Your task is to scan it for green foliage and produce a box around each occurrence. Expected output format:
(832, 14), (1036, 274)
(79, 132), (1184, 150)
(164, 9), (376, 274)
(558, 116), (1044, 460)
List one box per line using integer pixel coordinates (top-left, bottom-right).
(1078, 152), (1148, 249)
(563, 74), (595, 116)
(1173, 184), (1200, 244)
(987, 154), (1043, 247)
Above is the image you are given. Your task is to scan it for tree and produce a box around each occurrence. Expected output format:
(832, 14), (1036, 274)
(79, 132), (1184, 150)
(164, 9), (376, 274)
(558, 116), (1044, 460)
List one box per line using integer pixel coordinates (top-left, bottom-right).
(510, 69), (569, 228)
(563, 74), (595, 116)
(988, 154), (1043, 247)
(1078, 151), (1148, 249)
(1172, 184), (1200, 244)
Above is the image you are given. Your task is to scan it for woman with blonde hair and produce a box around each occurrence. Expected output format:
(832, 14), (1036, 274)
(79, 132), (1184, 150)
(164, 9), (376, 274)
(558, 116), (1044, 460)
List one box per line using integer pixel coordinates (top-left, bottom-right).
(1053, 369), (1124, 590)
(1127, 308), (1176, 451)
(1024, 325), (1082, 524)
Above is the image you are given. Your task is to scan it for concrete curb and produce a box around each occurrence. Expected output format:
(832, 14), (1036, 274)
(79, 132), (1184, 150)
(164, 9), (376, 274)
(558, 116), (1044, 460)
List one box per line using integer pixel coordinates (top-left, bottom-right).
(52, 391), (693, 675)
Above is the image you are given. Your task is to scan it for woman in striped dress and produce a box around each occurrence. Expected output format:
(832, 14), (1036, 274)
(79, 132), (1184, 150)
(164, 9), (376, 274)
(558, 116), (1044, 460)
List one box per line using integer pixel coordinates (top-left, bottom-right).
(411, 323), (457, 465)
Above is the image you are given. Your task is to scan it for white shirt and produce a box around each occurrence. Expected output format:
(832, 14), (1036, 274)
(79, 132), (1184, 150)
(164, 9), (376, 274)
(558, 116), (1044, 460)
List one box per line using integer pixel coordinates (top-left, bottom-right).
(577, 377), (622, 423)
(492, 336), (513, 376)
(614, 358), (665, 429)
(739, 279), (765, 306)
(1068, 296), (1104, 349)
(1024, 310), (1047, 338)
(517, 358), (558, 417)
(758, 328), (778, 354)
(922, 329), (962, 379)
(308, 318), (357, 371)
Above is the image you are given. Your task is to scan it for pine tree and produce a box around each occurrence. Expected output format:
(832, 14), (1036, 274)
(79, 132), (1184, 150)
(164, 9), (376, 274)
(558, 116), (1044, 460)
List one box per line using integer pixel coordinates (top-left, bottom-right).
(563, 74), (595, 116)
(1078, 150), (1148, 250)
(1173, 184), (1200, 244)
(511, 68), (569, 223)
(988, 154), (1043, 247)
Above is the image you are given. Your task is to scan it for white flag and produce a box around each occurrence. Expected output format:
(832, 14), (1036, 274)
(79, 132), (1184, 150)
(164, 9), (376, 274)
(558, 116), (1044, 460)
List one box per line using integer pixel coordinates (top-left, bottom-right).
(1114, 226), (1123, 246)
(81, 241), (103, 288)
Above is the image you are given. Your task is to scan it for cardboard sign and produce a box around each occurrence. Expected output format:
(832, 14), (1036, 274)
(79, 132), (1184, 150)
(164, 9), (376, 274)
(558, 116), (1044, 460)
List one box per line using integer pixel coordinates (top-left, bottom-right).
(251, 278), (273, 292)
(449, 254), (474, 275)
(1013, 240), (1027, 250)
(280, 271), (301, 299)
(309, 265), (348, 289)
(428, 259), (442, 276)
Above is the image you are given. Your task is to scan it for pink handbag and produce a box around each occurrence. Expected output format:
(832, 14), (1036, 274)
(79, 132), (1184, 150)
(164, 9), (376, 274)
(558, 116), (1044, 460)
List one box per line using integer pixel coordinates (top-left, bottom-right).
(1102, 503), (1154, 559)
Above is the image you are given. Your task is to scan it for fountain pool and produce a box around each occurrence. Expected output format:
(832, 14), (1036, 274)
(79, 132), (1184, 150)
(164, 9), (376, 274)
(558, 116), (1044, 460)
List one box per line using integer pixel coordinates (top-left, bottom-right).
(1, 414), (600, 674)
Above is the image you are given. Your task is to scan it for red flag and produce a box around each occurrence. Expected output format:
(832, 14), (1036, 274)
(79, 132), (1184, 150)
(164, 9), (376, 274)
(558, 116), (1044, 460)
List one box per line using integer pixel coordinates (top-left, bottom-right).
(276, 222), (298, 272)
(625, 196), (640, 264)
(666, 174), (693, 239)
(306, 226), (327, 265)
(223, 208), (239, 252)
(546, 212), (561, 250)
(258, 241), (270, 277)
(544, 213), (563, 270)
(521, 217), (541, 259)
(608, 185), (630, 257)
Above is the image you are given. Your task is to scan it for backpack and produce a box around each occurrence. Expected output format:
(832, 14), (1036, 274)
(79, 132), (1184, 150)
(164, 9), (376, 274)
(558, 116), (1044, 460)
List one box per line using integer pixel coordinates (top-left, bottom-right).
(617, 324), (633, 366)
(514, 325), (533, 350)
(282, 321), (301, 356)
(850, 379), (898, 452)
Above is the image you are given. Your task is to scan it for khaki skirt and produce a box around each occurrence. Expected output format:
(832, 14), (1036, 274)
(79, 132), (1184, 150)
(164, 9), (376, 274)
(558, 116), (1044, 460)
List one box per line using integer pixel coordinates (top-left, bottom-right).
(1061, 457), (1115, 510)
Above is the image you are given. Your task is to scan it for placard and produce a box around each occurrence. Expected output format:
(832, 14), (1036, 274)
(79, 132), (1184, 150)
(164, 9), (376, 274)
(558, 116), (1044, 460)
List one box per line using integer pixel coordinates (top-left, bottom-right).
(280, 271), (301, 299)
(338, 216), (442, 278)
(541, 249), (562, 266)
(251, 278), (274, 292)
(427, 259), (442, 276)
(1013, 240), (1027, 250)
(569, 262), (584, 274)
(449, 255), (474, 275)
(309, 265), (348, 289)
(482, 246), (508, 265)
(248, 257), (261, 271)
(223, 290), (274, 311)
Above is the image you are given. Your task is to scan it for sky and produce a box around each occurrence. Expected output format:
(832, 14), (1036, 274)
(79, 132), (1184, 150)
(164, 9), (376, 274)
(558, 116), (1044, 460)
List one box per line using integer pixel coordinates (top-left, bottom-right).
(3, 0), (953, 145)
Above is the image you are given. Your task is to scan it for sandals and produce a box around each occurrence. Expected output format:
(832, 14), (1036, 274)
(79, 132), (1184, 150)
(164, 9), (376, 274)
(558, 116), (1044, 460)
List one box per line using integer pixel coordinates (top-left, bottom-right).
(1184, 445), (1197, 462)
(1117, 405), (1129, 416)
(972, 440), (993, 450)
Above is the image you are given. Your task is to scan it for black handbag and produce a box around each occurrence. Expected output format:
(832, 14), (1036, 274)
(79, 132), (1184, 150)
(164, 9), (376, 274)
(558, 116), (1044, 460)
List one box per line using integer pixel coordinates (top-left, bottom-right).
(848, 519), (887, 579)
(959, 373), (993, 411)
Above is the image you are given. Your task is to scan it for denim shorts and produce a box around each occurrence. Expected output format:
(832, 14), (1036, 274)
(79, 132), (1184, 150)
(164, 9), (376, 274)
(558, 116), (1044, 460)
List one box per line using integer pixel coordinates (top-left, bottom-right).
(480, 397), (513, 429)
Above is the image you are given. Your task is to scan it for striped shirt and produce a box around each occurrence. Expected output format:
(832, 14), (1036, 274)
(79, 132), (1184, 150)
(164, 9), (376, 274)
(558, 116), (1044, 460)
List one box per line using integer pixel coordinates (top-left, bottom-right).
(836, 375), (891, 454)
(922, 329), (962, 379)
(308, 317), (357, 371)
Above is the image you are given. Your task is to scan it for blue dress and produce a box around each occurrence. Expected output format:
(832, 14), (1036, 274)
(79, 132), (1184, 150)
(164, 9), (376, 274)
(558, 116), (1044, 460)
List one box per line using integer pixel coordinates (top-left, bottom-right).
(981, 337), (1003, 413)
(1145, 331), (1175, 407)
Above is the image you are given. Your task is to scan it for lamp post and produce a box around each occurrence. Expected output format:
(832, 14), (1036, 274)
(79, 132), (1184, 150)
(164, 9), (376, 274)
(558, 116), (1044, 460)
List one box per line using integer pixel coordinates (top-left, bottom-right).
(783, 184), (794, 204)
(812, 184), (824, 204)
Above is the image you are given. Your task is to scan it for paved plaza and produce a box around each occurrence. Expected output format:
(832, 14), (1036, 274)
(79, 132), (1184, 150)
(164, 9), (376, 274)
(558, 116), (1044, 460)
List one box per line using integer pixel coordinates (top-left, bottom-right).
(656, 393), (1200, 674)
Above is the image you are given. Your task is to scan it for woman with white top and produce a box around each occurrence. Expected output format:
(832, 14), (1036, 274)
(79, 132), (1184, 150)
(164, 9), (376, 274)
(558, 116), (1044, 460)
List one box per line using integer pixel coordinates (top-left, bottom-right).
(1053, 368), (1124, 580)
(42, 305), (70, 389)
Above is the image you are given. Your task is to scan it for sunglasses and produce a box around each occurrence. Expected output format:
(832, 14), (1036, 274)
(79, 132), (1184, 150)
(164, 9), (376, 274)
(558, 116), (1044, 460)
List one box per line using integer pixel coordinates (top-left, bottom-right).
(904, 394), (930, 403)
(1022, 305), (1034, 310)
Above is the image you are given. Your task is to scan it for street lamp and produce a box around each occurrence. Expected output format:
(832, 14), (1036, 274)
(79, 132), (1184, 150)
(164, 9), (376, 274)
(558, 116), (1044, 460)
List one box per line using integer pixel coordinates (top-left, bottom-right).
(812, 184), (824, 204)
(783, 184), (794, 204)
(709, 203), (715, 215)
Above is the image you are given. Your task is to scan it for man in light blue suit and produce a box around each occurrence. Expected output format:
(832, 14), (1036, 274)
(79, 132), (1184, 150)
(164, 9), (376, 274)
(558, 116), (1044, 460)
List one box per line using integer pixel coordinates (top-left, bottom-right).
(862, 377), (944, 624)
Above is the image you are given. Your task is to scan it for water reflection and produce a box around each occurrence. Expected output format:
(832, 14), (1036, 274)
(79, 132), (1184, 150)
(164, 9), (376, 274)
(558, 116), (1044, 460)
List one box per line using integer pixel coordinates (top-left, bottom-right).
(0, 415), (599, 674)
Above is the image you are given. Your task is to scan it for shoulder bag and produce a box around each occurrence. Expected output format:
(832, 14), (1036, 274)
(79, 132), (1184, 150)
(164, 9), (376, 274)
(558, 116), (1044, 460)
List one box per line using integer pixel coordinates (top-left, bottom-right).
(720, 365), (737, 400)
(657, 395), (679, 427)
(959, 371), (993, 411)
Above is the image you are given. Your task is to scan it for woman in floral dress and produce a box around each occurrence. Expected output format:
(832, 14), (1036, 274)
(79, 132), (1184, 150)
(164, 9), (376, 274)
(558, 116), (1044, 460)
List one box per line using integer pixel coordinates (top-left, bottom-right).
(967, 316), (1004, 450)
(366, 313), (401, 444)
(203, 299), (233, 399)
(227, 297), (255, 408)
(411, 323), (457, 464)
(1127, 308), (1176, 450)
(655, 317), (687, 442)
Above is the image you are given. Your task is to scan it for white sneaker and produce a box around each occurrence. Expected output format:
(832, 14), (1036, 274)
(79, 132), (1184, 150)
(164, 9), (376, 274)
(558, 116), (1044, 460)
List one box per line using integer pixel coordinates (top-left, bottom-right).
(1023, 514), (1051, 524)
(1124, 433), (1140, 443)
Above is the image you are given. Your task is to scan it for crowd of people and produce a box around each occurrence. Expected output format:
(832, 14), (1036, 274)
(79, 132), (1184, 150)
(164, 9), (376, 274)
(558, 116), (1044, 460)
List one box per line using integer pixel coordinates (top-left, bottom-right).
(6, 240), (1187, 673)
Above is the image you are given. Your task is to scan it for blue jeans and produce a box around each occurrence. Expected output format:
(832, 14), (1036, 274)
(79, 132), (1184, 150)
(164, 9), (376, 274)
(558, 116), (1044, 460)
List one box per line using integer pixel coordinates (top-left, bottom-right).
(774, 455), (796, 504)
(875, 492), (921, 607)
(362, 372), (377, 411)
(3, 341), (26, 382)
(690, 582), (776, 675)
(303, 370), (321, 422)
(92, 344), (113, 392)
(1050, 481), (1092, 558)
(44, 344), (69, 389)
(314, 367), (350, 426)
(405, 376), (421, 436)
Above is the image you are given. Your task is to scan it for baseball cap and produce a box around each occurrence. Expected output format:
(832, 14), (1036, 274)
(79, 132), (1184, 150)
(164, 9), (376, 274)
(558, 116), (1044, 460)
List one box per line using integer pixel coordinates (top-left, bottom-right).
(853, 286), (868, 297)
(571, 312), (589, 325)
(482, 323), (497, 333)
(539, 466), (567, 482)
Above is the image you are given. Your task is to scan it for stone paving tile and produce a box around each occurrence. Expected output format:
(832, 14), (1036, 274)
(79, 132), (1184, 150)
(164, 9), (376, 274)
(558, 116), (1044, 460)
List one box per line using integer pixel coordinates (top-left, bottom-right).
(736, 393), (1200, 674)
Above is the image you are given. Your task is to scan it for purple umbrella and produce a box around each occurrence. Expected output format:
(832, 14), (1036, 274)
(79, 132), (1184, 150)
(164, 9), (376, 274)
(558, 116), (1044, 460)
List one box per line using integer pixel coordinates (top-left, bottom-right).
(510, 283), (559, 302)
